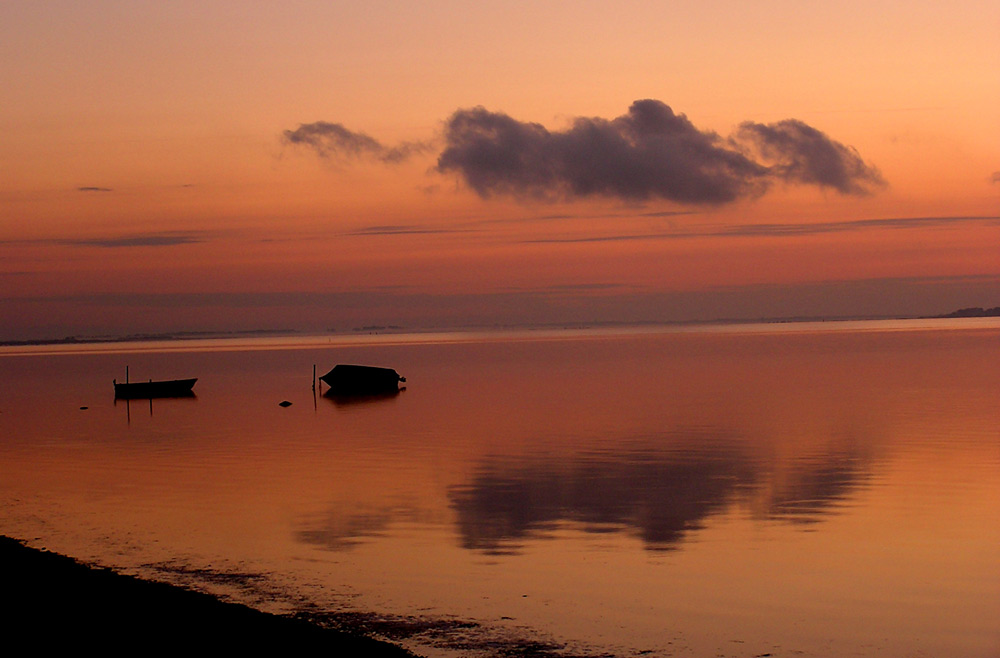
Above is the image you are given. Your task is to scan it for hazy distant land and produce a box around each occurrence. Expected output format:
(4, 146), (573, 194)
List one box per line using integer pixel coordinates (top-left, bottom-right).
(930, 306), (1000, 318)
(2, 308), (997, 348)
(0, 328), (301, 348)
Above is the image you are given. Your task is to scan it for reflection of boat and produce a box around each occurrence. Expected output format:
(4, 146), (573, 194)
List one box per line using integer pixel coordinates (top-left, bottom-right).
(323, 388), (401, 406)
(319, 364), (405, 395)
(113, 378), (197, 399)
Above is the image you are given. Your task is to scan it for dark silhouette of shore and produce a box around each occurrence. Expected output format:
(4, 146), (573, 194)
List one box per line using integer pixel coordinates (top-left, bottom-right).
(4, 307), (997, 347)
(931, 306), (1000, 318)
(1, 535), (415, 655)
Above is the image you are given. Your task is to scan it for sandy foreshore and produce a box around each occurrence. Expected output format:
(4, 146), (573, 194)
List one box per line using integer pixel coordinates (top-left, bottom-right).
(0, 535), (416, 655)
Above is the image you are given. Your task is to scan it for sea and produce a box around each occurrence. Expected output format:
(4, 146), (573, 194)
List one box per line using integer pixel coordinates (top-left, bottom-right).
(1, 319), (998, 657)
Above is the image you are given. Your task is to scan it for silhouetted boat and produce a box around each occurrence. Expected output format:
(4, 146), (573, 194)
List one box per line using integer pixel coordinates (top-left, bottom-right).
(113, 378), (197, 399)
(319, 364), (405, 395)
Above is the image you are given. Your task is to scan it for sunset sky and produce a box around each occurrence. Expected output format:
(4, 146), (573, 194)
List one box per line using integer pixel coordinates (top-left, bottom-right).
(2, 1), (998, 340)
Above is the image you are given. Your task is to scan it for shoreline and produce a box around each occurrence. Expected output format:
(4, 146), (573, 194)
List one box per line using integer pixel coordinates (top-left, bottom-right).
(1, 535), (415, 654)
(1, 312), (974, 348)
(4, 316), (1000, 359)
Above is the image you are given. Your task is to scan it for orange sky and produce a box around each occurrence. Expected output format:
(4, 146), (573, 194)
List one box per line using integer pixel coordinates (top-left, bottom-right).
(2, 1), (998, 340)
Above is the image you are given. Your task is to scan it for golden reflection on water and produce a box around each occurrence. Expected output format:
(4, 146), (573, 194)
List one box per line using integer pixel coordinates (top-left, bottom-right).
(0, 322), (997, 656)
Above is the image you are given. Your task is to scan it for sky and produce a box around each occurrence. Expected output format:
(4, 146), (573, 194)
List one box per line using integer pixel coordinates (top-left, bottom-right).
(2, 0), (998, 340)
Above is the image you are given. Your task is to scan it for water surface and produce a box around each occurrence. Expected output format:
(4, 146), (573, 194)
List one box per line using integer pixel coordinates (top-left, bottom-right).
(1, 321), (998, 656)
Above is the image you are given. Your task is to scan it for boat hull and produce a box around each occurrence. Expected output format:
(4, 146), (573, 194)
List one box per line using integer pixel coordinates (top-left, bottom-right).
(319, 365), (404, 395)
(114, 378), (197, 399)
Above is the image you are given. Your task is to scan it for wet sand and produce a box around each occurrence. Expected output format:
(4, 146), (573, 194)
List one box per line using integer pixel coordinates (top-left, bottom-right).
(1, 535), (415, 655)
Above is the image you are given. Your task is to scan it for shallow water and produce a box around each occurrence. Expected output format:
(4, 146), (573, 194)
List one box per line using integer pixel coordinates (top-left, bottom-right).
(1, 320), (998, 657)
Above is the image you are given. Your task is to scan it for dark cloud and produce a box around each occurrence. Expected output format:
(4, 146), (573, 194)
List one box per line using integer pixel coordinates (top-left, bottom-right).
(285, 101), (884, 204)
(991, 171), (1000, 185)
(437, 100), (768, 203)
(436, 100), (885, 203)
(77, 186), (113, 192)
(282, 121), (429, 163)
(734, 119), (886, 195)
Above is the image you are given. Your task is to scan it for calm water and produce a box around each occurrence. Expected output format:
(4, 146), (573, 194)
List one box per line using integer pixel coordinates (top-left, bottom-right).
(1, 321), (998, 657)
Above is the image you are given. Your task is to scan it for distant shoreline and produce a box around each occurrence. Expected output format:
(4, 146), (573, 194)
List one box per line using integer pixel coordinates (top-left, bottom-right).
(0, 328), (301, 348)
(929, 306), (1000, 319)
(4, 308), (997, 347)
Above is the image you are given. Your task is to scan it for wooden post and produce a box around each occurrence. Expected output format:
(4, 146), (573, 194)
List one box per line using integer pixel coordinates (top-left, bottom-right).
(126, 365), (129, 384)
(312, 364), (316, 391)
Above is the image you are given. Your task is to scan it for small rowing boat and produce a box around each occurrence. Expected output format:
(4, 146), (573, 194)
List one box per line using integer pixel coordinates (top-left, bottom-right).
(113, 377), (197, 399)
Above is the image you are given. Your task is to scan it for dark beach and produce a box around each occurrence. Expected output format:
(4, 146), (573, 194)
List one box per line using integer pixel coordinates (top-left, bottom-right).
(1, 535), (415, 655)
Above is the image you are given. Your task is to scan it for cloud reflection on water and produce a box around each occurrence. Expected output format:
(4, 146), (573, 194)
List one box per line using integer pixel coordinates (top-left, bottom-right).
(296, 431), (872, 554)
(449, 439), (872, 553)
(296, 506), (396, 550)
(449, 440), (755, 553)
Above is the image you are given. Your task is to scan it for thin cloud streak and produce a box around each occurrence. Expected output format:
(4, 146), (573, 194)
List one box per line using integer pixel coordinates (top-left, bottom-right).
(12, 274), (995, 308)
(76, 186), (113, 192)
(345, 224), (476, 237)
(720, 215), (1000, 236)
(61, 234), (206, 248)
(282, 121), (431, 163)
(639, 210), (700, 218)
(2, 232), (209, 248)
(520, 214), (1000, 244)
